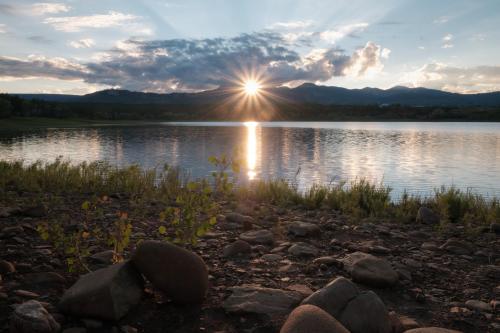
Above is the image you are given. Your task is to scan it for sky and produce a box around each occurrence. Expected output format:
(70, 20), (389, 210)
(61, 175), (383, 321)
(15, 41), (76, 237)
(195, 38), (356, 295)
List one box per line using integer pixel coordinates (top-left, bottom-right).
(0, 0), (499, 95)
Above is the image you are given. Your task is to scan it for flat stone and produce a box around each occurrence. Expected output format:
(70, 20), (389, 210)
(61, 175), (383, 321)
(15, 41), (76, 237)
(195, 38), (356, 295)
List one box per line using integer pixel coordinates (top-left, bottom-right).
(0, 259), (16, 274)
(226, 212), (254, 224)
(10, 300), (60, 333)
(287, 221), (320, 237)
(342, 252), (398, 288)
(288, 242), (319, 257)
(465, 299), (492, 312)
(224, 285), (303, 315)
(240, 230), (274, 245)
(59, 261), (143, 321)
(280, 304), (350, 333)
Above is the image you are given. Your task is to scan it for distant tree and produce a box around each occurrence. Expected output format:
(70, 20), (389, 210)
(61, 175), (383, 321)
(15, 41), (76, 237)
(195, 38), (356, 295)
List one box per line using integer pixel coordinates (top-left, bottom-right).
(0, 97), (13, 118)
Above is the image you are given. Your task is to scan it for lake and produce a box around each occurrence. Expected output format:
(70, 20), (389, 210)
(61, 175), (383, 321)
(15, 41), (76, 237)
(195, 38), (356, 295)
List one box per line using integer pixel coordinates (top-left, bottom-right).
(1, 121), (499, 199)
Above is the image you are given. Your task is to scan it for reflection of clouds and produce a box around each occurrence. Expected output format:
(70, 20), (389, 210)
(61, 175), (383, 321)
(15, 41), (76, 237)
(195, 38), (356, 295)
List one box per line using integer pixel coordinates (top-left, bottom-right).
(0, 122), (499, 198)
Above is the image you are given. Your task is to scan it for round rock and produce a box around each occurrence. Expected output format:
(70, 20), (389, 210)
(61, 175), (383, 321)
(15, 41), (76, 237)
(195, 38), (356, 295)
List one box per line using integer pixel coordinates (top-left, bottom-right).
(132, 240), (208, 304)
(10, 300), (60, 333)
(280, 304), (350, 333)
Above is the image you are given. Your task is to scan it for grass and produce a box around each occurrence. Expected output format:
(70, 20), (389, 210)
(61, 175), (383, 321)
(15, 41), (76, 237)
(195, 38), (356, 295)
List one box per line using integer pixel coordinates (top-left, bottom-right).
(1, 159), (498, 228)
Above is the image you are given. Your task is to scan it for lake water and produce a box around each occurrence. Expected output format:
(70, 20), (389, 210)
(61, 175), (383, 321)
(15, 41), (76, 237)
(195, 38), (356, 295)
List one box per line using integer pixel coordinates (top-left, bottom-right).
(1, 121), (500, 199)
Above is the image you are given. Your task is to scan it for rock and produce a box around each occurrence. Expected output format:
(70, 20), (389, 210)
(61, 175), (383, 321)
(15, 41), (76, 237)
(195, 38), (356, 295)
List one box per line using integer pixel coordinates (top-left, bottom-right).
(1, 225), (24, 237)
(280, 304), (350, 333)
(223, 240), (252, 258)
(313, 256), (341, 266)
(439, 239), (473, 255)
(287, 221), (320, 237)
(398, 315), (419, 331)
(403, 328), (461, 333)
(286, 284), (314, 297)
(14, 290), (40, 298)
(0, 259), (15, 274)
(288, 242), (319, 257)
(416, 207), (440, 224)
(357, 240), (391, 254)
(59, 261), (143, 321)
(302, 277), (391, 333)
(261, 254), (283, 262)
(226, 212), (254, 224)
(19, 204), (47, 218)
(490, 223), (500, 234)
(240, 230), (274, 245)
(464, 299), (492, 312)
(342, 252), (398, 288)
(131, 240), (208, 304)
(89, 250), (116, 265)
(10, 300), (60, 333)
(340, 291), (391, 333)
(24, 272), (66, 287)
(223, 285), (303, 315)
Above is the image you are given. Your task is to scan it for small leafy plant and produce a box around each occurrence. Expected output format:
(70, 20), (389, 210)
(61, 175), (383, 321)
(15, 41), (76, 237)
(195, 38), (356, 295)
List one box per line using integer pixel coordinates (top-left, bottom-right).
(158, 180), (218, 245)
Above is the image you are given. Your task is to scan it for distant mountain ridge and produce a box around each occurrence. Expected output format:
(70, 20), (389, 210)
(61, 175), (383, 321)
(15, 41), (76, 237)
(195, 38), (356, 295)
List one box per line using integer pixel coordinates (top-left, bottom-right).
(15, 84), (500, 107)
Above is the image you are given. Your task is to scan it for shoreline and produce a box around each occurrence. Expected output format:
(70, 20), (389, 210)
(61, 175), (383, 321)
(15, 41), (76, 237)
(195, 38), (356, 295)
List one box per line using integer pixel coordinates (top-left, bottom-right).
(0, 159), (499, 332)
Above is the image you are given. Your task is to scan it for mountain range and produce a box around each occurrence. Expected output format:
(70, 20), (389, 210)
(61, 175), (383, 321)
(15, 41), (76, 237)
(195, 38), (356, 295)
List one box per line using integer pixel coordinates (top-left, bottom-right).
(16, 83), (500, 107)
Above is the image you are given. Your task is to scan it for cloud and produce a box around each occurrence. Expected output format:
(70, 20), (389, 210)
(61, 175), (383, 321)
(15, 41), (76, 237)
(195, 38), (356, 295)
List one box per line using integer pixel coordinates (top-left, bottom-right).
(43, 11), (138, 32)
(32, 3), (70, 15)
(401, 63), (500, 93)
(0, 32), (390, 92)
(0, 55), (87, 80)
(434, 16), (449, 24)
(344, 42), (389, 77)
(28, 35), (53, 43)
(268, 20), (314, 30)
(441, 33), (454, 48)
(320, 23), (369, 44)
(0, 23), (6, 33)
(69, 38), (96, 49)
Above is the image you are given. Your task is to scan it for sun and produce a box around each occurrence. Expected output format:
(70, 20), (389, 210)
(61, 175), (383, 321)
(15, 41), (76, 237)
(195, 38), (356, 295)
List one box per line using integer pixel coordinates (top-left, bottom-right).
(243, 80), (262, 96)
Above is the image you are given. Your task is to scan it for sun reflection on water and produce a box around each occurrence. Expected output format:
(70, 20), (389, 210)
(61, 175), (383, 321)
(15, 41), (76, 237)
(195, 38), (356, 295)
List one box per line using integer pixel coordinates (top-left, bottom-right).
(244, 121), (258, 180)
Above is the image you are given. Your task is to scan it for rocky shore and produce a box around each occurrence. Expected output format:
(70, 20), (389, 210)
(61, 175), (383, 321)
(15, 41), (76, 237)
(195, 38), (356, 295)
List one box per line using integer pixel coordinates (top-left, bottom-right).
(0, 194), (499, 332)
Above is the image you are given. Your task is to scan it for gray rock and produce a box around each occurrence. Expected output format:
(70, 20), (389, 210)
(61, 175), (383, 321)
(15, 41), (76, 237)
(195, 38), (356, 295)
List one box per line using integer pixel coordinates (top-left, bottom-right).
(465, 299), (492, 312)
(226, 212), (254, 224)
(288, 242), (319, 257)
(10, 300), (60, 333)
(340, 291), (391, 333)
(59, 261), (143, 321)
(223, 240), (252, 258)
(416, 207), (440, 224)
(342, 252), (398, 288)
(287, 221), (320, 237)
(302, 277), (391, 333)
(224, 285), (303, 315)
(89, 250), (116, 265)
(240, 230), (274, 245)
(131, 240), (208, 304)
(280, 304), (350, 333)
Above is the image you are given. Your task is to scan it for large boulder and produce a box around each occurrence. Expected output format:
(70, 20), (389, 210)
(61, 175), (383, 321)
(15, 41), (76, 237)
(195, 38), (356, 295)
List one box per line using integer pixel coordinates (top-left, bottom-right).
(280, 304), (350, 333)
(240, 230), (274, 245)
(302, 277), (391, 333)
(224, 285), (303, 315)
(342, 252), (398, 288)
(10, 300), (60, 333)
(131, 240), (208, 304)
(59, 261), (143, 321)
